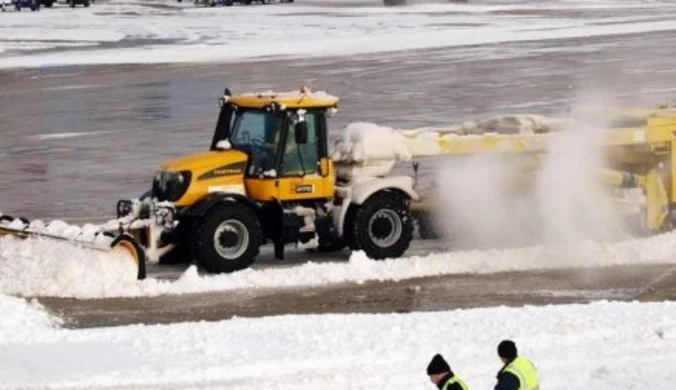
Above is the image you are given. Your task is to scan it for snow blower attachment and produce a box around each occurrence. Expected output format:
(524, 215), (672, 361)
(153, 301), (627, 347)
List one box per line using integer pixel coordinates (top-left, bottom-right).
(0, 215), (146, 280)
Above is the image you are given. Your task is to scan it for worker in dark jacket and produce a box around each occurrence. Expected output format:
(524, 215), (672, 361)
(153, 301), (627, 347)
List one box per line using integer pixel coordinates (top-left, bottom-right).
(494, 340), (540, 390)
(427, 353), (470, 390)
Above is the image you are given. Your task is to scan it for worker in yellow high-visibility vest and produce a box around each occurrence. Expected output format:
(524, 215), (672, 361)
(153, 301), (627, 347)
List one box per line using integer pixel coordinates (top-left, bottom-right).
(426, 354), (470, 390)
(494, 340), (540, 390)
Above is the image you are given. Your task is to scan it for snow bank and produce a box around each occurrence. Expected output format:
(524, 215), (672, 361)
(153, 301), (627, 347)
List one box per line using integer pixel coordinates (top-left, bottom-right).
(2, 300), (676, 389)
(3, 227), (676, 299)
(1, 0), (676, 69)
(0, 236), (138, 298)
(0, 294), (59, 344)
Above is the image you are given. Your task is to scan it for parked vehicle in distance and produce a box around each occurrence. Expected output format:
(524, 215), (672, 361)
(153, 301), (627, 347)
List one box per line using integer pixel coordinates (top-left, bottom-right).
(11, 0), (40, 11)
(180, 0), (293, 6)
(66, 0), (90, 7)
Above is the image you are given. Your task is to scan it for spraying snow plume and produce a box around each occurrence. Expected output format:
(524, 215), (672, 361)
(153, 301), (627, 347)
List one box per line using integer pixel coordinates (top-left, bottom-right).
(433, 90), (633, 251)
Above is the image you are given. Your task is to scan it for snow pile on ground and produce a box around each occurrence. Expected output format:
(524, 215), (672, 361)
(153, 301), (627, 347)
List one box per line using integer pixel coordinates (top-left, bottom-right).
(1, 0), (676, 69)
(3, 228), (676, 299)
(1, 217), (114, 245)
(0, 294), (59, 344)
(0, 236), (138, 298)
(2, 299), (676, 389)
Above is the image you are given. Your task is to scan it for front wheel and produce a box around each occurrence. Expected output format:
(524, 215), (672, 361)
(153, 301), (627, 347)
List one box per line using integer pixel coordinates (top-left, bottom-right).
(195, 202), (262, 273)
(349, 192), (413, 259)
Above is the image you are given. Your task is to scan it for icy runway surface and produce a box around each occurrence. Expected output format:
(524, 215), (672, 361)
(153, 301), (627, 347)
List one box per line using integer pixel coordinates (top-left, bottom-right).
(2, 295), (676, 389)
(1, 0), (676, 68)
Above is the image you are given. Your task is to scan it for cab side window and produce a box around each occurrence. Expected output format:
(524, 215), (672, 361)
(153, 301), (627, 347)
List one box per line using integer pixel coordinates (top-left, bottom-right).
(281, 113), (319, 176)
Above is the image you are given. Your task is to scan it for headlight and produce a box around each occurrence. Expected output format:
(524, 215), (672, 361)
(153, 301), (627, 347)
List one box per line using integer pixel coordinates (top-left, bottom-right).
(152, 170), (191, 202)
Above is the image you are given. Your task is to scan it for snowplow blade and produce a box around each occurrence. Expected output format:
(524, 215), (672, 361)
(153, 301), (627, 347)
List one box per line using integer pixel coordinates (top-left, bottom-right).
(0, 216), (146, 280)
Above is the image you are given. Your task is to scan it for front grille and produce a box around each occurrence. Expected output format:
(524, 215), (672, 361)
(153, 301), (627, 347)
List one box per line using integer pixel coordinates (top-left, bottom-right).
(152, 171), (192, 202)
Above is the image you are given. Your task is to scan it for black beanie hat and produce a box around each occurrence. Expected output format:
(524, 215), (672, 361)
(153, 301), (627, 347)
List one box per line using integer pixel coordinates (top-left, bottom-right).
(427, 354), (451, 375)
(498, 340), (518, 359)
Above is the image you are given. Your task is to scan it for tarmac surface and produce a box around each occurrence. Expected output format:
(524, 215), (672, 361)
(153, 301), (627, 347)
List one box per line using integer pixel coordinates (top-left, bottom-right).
(2, 29), (676, 221)
(3, 15), (676, 328)
(38, 259), (676, 329)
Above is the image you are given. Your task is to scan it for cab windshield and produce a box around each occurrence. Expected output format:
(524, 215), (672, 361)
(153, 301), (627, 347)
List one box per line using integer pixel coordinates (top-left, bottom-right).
(230, 110), (283, 175)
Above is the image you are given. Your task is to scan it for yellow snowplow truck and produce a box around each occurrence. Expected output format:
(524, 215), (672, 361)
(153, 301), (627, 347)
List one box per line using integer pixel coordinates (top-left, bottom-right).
(2, 87), (676, 276)
(110, 87), (676, 274)
(116, 87), (418, 273)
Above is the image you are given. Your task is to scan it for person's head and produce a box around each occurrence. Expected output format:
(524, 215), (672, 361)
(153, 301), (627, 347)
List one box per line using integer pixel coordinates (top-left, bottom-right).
(497, 340), (518, 363)
(427, 354), (451, 384)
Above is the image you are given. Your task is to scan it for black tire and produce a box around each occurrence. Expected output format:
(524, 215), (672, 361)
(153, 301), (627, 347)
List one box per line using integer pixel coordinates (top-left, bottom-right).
(261, 0), (270, 4)
(84, 1), (89, 6)
(195, 202), (262, 273)
(243, 0), (251, 4)
(43, 0), (53, 7)
(349, 192), (413, 259)
(224, 0), (233, 5)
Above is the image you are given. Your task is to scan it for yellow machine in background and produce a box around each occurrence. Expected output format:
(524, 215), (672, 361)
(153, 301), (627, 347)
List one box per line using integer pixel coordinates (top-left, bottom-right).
(401, 106), (676, 235)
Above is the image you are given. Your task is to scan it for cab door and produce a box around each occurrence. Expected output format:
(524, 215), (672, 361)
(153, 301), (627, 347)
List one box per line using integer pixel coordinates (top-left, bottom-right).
(277, 111), (334, 201)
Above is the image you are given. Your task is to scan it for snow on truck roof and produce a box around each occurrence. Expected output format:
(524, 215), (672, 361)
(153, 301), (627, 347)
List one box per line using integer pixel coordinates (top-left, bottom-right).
(228, 88), (339, 110)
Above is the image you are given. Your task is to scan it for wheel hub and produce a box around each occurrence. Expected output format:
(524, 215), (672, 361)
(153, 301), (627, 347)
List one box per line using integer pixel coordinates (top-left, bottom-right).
(372, 217), (393, 239)
(368, 209), (403, 248)
(213, 220), (249, 260)
(218, 231), (238, 248)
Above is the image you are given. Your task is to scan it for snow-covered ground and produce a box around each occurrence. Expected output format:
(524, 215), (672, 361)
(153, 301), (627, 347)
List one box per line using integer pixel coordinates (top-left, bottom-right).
(1, 0), (676, 69)
(1, 294), (676, 389)
(2, 226), (676, 298)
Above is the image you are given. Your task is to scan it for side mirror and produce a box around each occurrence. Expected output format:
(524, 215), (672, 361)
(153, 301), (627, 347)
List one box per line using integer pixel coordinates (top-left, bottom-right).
(295, 121), (308, 144)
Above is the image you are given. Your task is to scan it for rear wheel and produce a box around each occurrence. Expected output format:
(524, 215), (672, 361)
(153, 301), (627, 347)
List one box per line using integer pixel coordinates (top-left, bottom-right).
(195, 202), (262, 273)
(349, 192), (413, 259)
